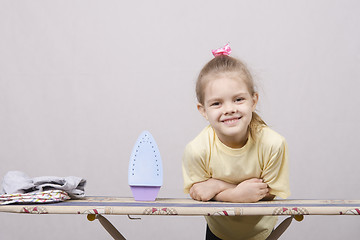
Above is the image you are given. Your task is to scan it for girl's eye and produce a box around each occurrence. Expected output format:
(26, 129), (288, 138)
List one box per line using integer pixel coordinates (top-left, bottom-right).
(235, 98), (244, 102)
(210, 102), (220, 107)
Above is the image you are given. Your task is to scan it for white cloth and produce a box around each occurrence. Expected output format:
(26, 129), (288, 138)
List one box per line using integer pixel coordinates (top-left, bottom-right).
(1, 171), (86, 198)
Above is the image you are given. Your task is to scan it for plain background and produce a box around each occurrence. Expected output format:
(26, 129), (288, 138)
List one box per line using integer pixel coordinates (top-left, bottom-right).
(1, 0), (360, 239)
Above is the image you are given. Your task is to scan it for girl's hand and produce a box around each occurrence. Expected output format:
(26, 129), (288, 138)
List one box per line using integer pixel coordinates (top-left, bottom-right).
(231, 178), (269, 202)
(190, 178), (235, 202)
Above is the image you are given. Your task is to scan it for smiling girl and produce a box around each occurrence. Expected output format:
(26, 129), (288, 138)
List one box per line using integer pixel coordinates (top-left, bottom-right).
(182, 44), (290, 240)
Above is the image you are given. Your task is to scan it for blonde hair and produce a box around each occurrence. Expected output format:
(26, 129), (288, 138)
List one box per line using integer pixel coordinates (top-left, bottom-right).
(196, 55), (266, 138)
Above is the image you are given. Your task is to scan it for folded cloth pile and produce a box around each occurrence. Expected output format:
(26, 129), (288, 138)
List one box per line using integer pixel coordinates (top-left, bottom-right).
(0, 171), (86, 204)
(0, 190), (70, 205)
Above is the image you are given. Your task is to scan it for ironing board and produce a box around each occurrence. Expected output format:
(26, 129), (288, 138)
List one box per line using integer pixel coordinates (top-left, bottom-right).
(2, 197), (360, 215)
(1, 197), (360, 239)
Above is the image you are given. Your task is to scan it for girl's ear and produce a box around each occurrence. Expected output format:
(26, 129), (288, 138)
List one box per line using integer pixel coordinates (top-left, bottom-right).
(251, 93), (259, 112)
(197, 103), (208, 120)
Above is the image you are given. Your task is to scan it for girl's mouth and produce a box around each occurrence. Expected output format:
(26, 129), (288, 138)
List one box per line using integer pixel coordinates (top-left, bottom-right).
(222, 117), (241, 125)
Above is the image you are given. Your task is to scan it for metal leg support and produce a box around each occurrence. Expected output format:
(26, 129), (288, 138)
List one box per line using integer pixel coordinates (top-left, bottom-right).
(87, 214), (126, 240)
(266, 215), (304, 240)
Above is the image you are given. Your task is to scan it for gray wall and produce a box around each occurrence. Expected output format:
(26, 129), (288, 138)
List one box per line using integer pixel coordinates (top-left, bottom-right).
(1, 0), (359, 239)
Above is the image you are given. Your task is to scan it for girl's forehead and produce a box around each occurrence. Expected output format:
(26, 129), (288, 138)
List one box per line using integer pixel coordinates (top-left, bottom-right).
(204, 72), (249, 90)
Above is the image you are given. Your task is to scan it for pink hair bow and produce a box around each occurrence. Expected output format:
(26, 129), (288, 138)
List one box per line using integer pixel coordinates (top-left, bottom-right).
(212, 43), (231, 57)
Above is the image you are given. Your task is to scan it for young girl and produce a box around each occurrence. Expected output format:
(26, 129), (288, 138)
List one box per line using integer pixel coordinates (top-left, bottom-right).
(182, 44), (290, 240)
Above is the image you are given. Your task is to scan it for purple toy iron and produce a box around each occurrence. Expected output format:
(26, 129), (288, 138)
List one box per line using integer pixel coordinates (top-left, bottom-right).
(128, 131), (163, 201)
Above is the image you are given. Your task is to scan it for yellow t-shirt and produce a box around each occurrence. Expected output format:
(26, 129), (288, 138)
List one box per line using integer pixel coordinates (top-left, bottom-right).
(182, 125), (290, 240)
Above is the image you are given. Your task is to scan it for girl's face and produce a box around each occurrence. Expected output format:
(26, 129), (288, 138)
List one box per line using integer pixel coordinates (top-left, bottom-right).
(197, 73), (258, 148)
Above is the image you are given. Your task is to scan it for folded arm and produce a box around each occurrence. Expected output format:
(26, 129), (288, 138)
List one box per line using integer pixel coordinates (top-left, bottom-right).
(190, 178), (274, 203)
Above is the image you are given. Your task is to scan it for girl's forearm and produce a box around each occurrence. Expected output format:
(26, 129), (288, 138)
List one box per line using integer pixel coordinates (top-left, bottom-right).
(210, 178), (236, 193)
(213, 188), (237, 202)
(214, 190), (274, 203)
(213, 178), (271, 203)
(189, 178), (236, 202)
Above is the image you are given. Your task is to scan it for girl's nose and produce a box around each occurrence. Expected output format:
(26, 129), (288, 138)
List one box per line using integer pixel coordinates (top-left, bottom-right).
(223, 103), (236, 115)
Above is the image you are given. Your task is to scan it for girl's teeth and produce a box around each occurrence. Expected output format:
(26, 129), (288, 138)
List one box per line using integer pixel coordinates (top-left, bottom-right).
(225, 119), (237, 124)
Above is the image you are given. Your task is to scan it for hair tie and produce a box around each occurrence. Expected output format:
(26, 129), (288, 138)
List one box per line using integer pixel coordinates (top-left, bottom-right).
(212, 43), (231, 57)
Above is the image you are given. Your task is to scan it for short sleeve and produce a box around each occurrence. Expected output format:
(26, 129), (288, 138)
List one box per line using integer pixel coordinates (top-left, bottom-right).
(182, 143), (211, 193)
(261, 139), (290, 199)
